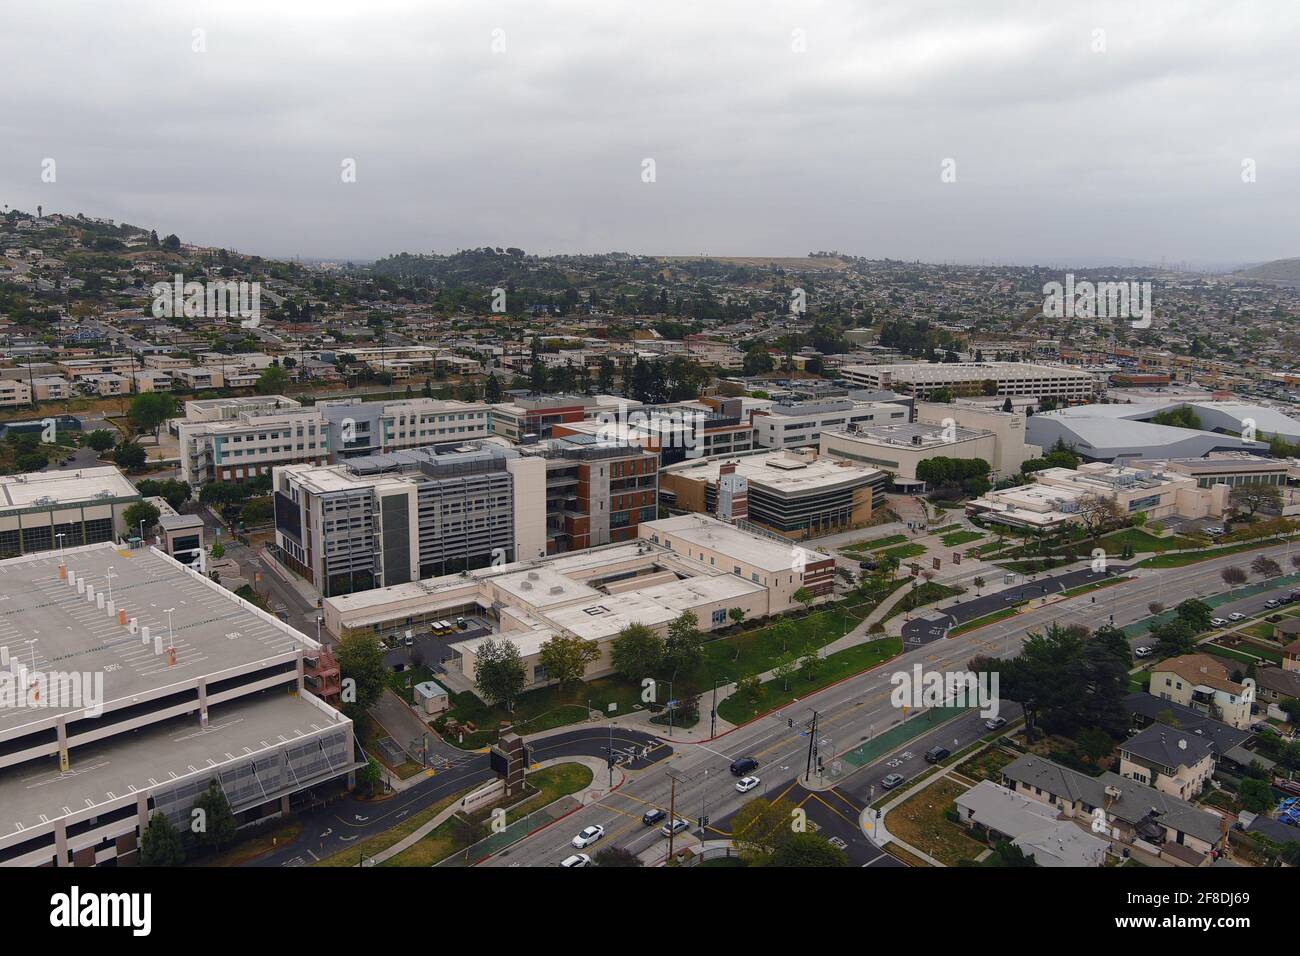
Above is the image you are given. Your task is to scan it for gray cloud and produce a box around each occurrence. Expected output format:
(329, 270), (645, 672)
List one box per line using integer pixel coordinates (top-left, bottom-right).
(1, 0), (1295, 266)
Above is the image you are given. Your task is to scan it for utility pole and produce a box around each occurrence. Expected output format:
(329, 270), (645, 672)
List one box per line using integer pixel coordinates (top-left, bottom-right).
(804, 709), (820, 782)
(665, 766), (690, 862)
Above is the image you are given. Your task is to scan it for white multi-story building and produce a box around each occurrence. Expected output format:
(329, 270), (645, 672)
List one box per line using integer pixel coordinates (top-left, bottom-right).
(752, 400), (910, 450)
(840, 361), (1097, 402)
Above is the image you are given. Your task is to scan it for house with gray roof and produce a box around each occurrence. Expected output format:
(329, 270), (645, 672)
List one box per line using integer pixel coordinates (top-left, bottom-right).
(1118, 724), (1216, 800)
(1001, 754), (1227, 864)
(954, 780), (1108, 867)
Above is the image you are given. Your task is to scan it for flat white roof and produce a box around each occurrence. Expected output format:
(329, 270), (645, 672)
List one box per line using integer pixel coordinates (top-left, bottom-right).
(643, 514), (830, 572)
(0, 466), (138, 510)
(663, 450), (880, 494)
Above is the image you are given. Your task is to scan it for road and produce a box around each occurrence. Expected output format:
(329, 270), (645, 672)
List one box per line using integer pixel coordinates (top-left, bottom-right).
(251, 726), (667, 867)
(475, 536), (1300, 867)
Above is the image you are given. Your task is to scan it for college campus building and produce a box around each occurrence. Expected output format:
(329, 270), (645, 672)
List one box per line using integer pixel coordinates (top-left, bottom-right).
(750, 399), (910, 450)
(658, 448), (885, 539)
(176, 394), (492, 486)
(965, 461), (1231, 530)
(320, 514), (832, 689)
(0, 467), (142, 558)
(1027, 405), (1270, 462)
(273, 443), (547, 597)
(273, 433), (661, 595)
(840, 361), (1097, 403)
(0, 543), (356, 867)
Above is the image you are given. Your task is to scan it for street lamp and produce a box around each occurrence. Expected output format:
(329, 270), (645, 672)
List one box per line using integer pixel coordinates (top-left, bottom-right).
(104, 566), (116, 607)
(55, 532), (65, 562)
(710, 676), (730, 739)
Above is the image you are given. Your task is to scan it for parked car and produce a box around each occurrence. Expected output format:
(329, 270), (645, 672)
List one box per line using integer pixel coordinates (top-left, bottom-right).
(660, 817), (689, 837)
(1134, 646), (1153, 658)
(1210, 618), (1228, 628)
(1205, 526), (1224, 535)
(858, 560), (877, 571)
(560, 853), (591, 868)
(729, 757), (759, 776)
(735, 776), (761, 794)
(641, 808), (667, 827)
(925, 746), (950, 764)
(1265, 599), (1281, 609)
(881, 773), (906, 790)
(984, 716), (1007, 730)
(1229, 612), (1246, 622)
(571, 824), (605, 849)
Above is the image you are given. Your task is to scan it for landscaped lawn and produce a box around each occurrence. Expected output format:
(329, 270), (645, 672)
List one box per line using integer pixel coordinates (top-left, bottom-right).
(381, 763), (592, 867)
(440, 588), (906, 749)
(312, 785), (474, 867)
(1099, 528), (1199, 554)
(949, 606), (1020, 636)
(885, 777), (986, 866)
(1135, 537), (1299, 569)
(841, 533), (908, 553)
(880, 543), (927, 561)
(939, 530), (985, 548)
(716, 635), (902, 724)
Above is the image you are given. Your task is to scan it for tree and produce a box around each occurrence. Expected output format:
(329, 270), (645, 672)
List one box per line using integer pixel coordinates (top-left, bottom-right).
(140, 811), (185, 866)
(770, 832), (849, 867)
(209, 541), (225, 560)
(743, 344), (776, 376)
(199, 481), (248, 506)
(1174, 599), (1213, 631)
(136, 478), (192, 510)
(731, 797), (798, 865)
(239, 497), (273, 525)
(728, 607), (746, 628)
(538, 633), (600, 691)
(1151, 617), (1197, 657)
(1250, 555), (1282, 579)
(356, 756), (383, 797)
(973, 575), (985, 595)
(610, 623), (664, 680)
(127, 392), (176, 442)
(792, 587), (815, 614)
(663, 611), (703, 677)
(1147, 602), (1165, 616)
(594, 846), (643, 867)
(988, 840), (1036, 867)
(192, 780), (237, 854)
(336, 631), (388, 711)
(1075, 493), (1124, 541)
(773, 651), (799, 691)
(734, 673), (765, 706)
(15, 451), (47, 472)
(256, 364), (290, 395)
(484, 372), (503, 403)
(1229, 483), (1282, 517)
(1001, 396), (1013, 413)
(123, 501), (161, 537)
(112, 441), (147, 469)
(1237, 777), (1273, 814)
(1077, 726), (1116, 763)
(472, 637), (527, 711)
(84, 429), (117, 452)
(1221, 566), (1247, 588)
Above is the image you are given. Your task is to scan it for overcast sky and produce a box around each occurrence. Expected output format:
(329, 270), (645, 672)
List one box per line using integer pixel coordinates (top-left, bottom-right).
(1, 1), (1296, 268)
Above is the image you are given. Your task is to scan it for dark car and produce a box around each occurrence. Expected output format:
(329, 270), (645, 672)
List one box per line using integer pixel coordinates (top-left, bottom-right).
(729, 757), (759, 776)
(858, 560), (877, 570)
(924, 746), (950, 764)
(641, 808), (667, 827)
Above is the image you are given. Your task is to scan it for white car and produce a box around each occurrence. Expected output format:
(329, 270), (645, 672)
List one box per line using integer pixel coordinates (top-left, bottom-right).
(984, 716), (1008, 730)
(1134, 646), (1153, 658)
(571, 824), (605, 849)
(735, 775), (760, 793)
(1228, 612), (1246, 622)
(560, 853), (591, 867)
(1210, 618), (1228, 628)
(660, 817), (690, 837)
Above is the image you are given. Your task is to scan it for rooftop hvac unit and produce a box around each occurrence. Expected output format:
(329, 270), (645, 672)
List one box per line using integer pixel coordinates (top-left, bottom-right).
(911, 434), (923, 446)
(549, 586), (564, 595)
